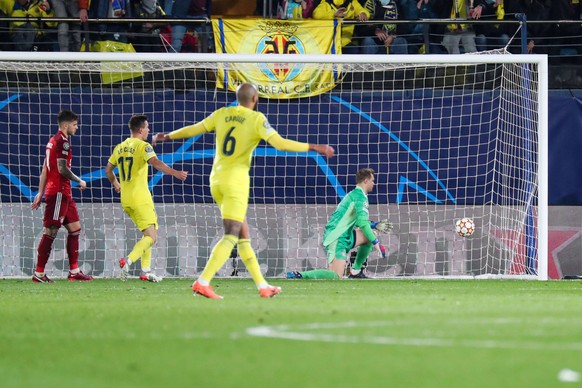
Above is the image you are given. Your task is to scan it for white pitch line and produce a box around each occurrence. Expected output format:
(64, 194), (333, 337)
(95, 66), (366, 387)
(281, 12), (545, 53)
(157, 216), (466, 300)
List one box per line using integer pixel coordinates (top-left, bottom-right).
(246, 321), (582, 351)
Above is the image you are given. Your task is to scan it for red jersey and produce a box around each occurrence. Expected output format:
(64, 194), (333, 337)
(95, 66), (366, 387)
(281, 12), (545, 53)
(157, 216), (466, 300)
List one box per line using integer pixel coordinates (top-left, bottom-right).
(44, 131), (73, 197)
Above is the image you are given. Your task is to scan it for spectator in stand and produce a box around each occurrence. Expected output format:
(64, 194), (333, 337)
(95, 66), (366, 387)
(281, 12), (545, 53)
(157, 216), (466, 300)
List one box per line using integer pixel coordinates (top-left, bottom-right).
(255, 0), (278, 17)
(312, 0), (370, 54)
(474, 0), (509, 52)
(0, 0), (57, 51)
(0, 1), (9, 50)
(131, 0), (165, 52)
(400, 0), (445, 54)
(433, 0), (488, 54)
(52, 0), (88, 51)
(358, 0), (409, 55)
(548, 0), (581, 64)
(504, 0), (550, 54)
(436, 0), (487, 53)
(276, 0), (314, 19)
(165, 0), (213, 53)
(90, 0), (130, 43)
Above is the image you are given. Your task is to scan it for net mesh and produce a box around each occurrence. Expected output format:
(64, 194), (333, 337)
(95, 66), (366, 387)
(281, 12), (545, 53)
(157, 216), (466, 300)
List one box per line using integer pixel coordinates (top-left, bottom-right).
(0, 53), (541, 278)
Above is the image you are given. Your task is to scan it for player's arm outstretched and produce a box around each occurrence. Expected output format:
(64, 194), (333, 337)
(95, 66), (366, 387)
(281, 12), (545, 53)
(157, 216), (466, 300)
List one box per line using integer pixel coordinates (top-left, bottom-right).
(267, 133), (335, 159)
(148, 157), (188, 181)
(152, 122), (207, 146)
(31, 162), (48, 210)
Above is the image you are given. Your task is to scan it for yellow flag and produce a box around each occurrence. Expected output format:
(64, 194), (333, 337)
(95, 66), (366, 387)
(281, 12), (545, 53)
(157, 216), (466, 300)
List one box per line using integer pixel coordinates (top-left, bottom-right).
(85, 40), (144, 84)
(212, 18), (342, 99)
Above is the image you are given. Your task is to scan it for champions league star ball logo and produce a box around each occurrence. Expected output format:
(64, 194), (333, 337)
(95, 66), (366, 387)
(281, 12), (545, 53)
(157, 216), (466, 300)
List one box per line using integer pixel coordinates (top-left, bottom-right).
(256, 21), (305, 83)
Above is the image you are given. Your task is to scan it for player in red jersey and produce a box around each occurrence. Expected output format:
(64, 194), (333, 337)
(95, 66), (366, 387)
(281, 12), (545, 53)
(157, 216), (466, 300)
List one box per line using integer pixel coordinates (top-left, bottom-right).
(30, 110), (93, 282)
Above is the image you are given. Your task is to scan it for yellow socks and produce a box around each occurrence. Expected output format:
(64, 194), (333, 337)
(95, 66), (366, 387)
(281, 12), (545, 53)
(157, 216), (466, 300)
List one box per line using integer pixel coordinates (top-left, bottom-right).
(238, 239), (267, 287)
(199, 234), (239, 283)
(127, 236), (154, 265)
(141, 245), (152, 272)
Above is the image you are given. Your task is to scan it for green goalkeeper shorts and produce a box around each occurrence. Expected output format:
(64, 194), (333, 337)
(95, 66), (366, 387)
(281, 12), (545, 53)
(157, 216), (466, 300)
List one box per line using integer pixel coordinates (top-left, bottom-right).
(324, 229), (356, 264)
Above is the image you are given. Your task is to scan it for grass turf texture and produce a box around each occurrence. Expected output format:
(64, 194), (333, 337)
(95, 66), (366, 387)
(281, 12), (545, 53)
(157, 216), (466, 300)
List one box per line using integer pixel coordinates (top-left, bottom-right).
(1, 278), (581, 387)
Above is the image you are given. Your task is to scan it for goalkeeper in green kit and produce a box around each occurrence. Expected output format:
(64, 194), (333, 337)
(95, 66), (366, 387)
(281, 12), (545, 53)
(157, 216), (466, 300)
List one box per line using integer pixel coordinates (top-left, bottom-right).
(287, 168), (392, 279)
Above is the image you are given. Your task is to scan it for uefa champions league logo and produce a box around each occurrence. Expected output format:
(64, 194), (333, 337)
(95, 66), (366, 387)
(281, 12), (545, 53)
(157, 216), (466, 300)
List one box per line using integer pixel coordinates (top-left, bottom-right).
(255, 21), (305, 83)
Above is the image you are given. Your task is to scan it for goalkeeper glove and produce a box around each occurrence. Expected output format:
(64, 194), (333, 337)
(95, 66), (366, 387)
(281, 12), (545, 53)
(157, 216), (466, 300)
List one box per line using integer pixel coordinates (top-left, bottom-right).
(370, 219), (393, 234)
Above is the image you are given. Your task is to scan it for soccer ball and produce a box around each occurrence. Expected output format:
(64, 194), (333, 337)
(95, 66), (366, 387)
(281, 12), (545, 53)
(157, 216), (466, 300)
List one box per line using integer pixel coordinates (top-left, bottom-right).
(455, 217), (475, 237)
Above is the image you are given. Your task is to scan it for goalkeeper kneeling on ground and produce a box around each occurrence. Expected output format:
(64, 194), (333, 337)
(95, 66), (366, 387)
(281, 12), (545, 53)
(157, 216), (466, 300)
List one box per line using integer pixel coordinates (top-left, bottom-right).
(287, 168), (393, 280)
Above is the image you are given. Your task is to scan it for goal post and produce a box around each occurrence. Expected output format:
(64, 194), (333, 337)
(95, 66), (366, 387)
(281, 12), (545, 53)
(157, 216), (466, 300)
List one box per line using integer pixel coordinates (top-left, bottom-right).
(0, 52), (548, 280)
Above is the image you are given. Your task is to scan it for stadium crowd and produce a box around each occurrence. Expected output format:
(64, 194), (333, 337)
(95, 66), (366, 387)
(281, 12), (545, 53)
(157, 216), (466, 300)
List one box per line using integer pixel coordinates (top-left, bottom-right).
(0, 0), (580, 82)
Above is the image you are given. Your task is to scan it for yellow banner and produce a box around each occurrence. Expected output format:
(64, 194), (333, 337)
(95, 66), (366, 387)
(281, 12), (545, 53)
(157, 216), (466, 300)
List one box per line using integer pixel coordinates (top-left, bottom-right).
(212, 18), (342, 99)
(82, 40), (144, 84)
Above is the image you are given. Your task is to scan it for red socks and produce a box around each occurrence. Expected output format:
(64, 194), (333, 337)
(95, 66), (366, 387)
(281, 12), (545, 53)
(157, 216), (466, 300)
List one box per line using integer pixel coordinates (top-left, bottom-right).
(35, 234), (55, 273)
(67, 229), (81, 271)
(35, 229), (81, 273)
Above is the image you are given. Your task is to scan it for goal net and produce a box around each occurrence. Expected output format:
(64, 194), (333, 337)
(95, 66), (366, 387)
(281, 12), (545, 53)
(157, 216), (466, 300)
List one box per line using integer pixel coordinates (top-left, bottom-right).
(0, 52), (548, 280)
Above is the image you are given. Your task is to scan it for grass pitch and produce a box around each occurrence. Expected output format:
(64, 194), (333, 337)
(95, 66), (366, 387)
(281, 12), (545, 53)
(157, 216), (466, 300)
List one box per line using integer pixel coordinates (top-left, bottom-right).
(1, 278), (582, 387)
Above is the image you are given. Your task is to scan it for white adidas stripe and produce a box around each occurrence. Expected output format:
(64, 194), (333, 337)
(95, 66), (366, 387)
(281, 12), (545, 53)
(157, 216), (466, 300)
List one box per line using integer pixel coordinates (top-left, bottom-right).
(53, 192), (62, 221)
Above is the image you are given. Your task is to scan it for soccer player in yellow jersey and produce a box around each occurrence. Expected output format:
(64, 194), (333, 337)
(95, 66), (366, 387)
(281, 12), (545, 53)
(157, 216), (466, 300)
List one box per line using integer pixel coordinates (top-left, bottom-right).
(106, 115), (188, 282)
(153, 83), (335, 299)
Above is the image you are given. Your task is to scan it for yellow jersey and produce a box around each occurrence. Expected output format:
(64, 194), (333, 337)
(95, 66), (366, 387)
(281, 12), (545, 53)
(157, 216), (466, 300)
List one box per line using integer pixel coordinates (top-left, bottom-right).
(448, 0), (470, 32)
(108, 137), (157, 206)
(201, 105), (277, 186)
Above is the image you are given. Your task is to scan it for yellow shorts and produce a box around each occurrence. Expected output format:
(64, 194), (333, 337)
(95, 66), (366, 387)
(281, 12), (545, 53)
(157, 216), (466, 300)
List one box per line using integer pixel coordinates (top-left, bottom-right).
(210, 182), (249, 223)
(122, 202), (158, 231)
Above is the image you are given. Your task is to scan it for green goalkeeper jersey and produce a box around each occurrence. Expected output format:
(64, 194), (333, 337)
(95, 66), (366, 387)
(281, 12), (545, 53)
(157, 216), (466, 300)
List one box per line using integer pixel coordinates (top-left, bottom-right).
(323, 186), (377, 247)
